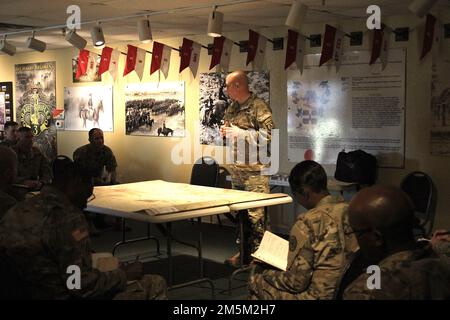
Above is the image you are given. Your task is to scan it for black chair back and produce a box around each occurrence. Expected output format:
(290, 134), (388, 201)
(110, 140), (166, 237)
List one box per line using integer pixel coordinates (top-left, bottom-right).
(190, 156), (219, 187)
(400, 171), (437, 237)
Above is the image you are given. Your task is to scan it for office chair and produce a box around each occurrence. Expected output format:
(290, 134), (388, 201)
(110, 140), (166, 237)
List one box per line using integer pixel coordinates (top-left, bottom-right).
(190, 156), (221, 225)
(400, 171), (438, 238)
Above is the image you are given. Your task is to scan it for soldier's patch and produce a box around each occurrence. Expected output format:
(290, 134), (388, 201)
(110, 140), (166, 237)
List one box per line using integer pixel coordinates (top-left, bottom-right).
(72, 227), (88, 241)
(289, 236), (297, 252)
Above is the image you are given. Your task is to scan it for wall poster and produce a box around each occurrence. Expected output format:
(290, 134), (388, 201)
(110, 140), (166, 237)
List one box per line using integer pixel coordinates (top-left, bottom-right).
(64, 86), (113, 132)
(15, 61), (57, 161)
(431, 52), (450, 156)
(0, 82), (13, 132)
(287, 49), (406, 168)
(199, 71), (270, 145)
(125, 82), (185, 137)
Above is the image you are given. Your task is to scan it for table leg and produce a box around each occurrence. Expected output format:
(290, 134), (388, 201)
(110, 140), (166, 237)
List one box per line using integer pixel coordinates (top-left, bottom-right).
(167, 222), (173, 287)
(197, 217), (204, 278)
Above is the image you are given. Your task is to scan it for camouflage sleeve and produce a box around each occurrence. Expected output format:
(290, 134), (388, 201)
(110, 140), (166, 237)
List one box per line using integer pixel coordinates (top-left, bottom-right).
(260, 219), (314, 294)
(47, 207), (127, 299)
(249, 99), (273, 148)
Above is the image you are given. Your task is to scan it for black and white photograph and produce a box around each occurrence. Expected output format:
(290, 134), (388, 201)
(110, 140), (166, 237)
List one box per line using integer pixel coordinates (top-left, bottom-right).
(199, 71), (270, 145)
(64, 86), (113, 132)
(125, 82), (185, 137)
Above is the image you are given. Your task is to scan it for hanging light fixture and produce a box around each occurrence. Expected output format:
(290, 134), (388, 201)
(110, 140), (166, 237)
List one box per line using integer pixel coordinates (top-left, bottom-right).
(207, 6), (223, 37)
(65, 29), (87, 50)
(137, 18), (152, 43)
(408, 0), (438, 18)
(0, 36), (16, 56)
(91, 22), (105, 47)
(285, 0), (308, 31)
(26, 31), (46, 52)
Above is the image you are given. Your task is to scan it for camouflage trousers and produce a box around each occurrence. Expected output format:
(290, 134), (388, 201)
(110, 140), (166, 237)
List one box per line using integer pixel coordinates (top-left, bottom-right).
(113, 275), (167, 300)
(248, 267), (298, 300)
(230, 171), (270, 260)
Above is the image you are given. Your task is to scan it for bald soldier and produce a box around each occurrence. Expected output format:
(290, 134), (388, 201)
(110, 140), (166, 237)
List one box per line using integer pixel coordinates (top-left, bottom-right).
(0, 146), (18, 219)
(0, 156), (166, 299)
(248, 161), (358, 299)
(343, 185), (450, 300)
(220, 70), (274, 266)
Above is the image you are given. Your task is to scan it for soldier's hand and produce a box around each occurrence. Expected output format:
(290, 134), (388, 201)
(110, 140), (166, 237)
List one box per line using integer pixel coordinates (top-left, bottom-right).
(120, 261), (144, 281)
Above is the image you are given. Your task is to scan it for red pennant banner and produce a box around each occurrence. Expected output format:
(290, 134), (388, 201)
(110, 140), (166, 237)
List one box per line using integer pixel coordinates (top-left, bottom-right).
(285, 29), (298, 69)
(123, 45), (138, 76)
(75, 49), (90, 79)
(210, 36), (225, 70)
(98, 46), (113, 77)
(150, 42), (164, 75)
(246, 29), (259, 66)
(319, 25), (337, 67)
(421, 14), (436, 60)
(180, 38), (193, 73)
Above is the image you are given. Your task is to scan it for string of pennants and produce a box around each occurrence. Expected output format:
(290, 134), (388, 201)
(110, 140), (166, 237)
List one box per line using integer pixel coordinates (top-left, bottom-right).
(76, 13), (446, 81)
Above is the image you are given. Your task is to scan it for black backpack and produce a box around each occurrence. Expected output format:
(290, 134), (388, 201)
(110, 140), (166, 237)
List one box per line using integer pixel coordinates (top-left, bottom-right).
(334, 149), (378, 185)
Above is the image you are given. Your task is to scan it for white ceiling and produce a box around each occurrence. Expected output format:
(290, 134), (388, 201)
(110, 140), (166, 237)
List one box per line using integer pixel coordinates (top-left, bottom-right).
(0, 0), (449, 53)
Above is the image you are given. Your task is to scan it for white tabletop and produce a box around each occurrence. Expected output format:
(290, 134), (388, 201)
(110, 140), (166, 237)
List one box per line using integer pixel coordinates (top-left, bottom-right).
(87, 180), (293, 223)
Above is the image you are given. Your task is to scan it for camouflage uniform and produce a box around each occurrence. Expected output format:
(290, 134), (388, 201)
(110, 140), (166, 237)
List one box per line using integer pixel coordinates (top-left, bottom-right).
(73, 144), (117, 186)
(0, 140), (15, 148)
(248, 195), (358, 300)
(0, 190), (17, 220)
(223, 93), (273, 255)
(0, 186), (167, 299)
(13, 145), (52, 185)
(343, 247), (450, 299)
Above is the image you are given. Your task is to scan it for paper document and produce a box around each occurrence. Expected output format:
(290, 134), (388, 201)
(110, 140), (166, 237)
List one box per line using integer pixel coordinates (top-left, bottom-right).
(251, 231), (289, 271)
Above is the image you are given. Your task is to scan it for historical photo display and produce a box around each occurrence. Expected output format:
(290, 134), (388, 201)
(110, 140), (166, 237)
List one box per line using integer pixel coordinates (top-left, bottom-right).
(199, 71), (270, 145)
(64, 86), (113, 132)
(0, 82), (13, 132)
(125, 82), (185, 137)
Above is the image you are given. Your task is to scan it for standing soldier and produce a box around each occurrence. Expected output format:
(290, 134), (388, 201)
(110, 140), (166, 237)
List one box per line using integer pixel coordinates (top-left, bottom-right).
(220, 70), (273, 267)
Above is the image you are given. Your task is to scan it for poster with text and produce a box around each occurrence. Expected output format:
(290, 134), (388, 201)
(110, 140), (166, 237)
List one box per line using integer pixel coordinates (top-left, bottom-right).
(430, 53), (450, 157)
(0, 82), (13, 132)
(287, 49), (406, 168)
(64, 86), (113, 132)
(125, 82), (185, 137)
(15, 61), (57, 161)
(199, 71), (270, 145)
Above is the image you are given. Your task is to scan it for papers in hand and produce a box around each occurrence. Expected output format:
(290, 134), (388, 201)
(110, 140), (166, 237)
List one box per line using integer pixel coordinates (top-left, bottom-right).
(251, 231), (288, 271)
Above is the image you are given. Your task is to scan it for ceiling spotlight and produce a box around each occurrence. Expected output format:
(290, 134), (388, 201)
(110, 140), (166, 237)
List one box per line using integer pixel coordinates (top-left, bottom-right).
(207, 6), (223, 37)
(65, 29), (87, 50)
(408, 0), (438, 18)
(27, 32), (46, 52)
(137, 18), (152, 43)
(285, 0), (308, 31)
(91, 22), (105, 47)
(0, 37), (16, 56)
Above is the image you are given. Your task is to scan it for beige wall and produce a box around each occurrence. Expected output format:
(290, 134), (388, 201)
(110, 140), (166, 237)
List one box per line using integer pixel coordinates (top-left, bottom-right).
(1, 13), (449, 229)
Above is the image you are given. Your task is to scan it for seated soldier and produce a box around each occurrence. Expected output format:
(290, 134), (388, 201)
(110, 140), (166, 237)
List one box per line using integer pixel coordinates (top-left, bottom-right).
(343, 185), (450, 300)
(13, 126), (52, 191)
(248, 160), (358, 300)
(0, 146), (18, 219)
(0, 156), (167, 300)
(73, 128), (117, 186)
(0, 121), (19, 148)
(73, 128), (126, 231)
